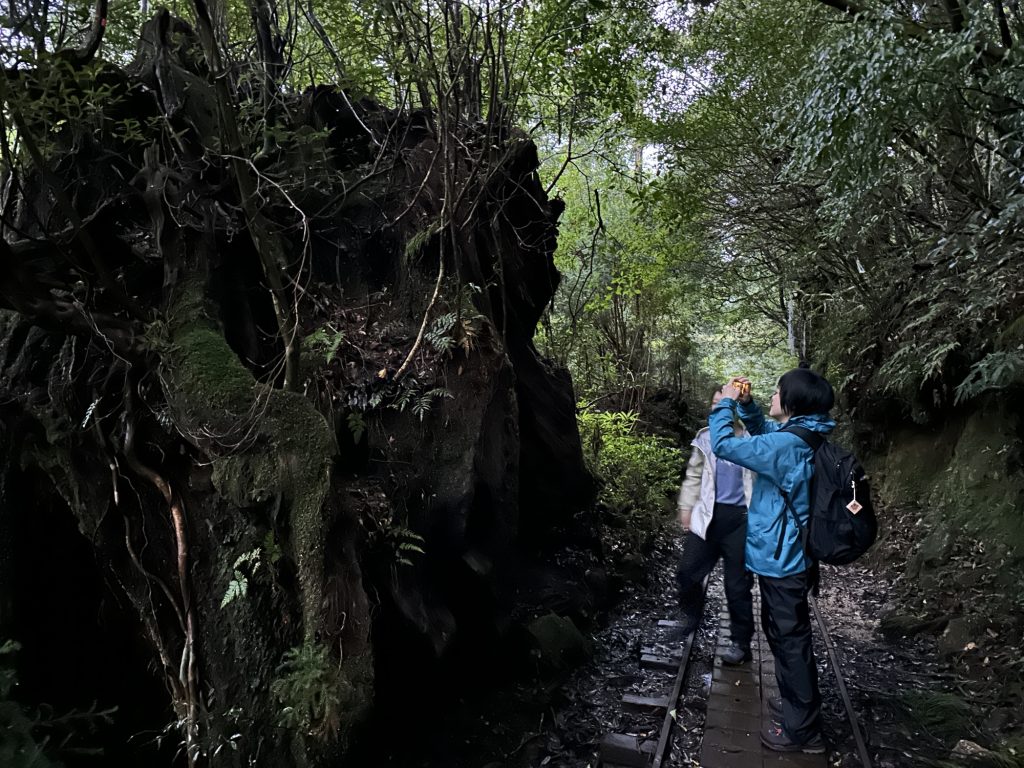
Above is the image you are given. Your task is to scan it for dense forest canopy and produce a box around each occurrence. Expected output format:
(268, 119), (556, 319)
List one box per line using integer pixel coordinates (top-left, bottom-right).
(4, 0), (1024, 405)
(3, 0), (1024, 765)
(652, 0), (1024, 419)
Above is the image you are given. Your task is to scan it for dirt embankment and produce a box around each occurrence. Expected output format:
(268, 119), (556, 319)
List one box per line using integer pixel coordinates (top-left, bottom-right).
(850, 398), (1024, 765)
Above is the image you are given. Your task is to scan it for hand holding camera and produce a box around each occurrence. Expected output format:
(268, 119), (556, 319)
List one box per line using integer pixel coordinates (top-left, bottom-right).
(724, 377), (752, 403)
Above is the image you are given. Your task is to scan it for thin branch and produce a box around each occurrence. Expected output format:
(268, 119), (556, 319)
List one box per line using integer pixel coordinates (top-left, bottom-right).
(993, 0), (1014, 48)
(394, 232), (446, 380)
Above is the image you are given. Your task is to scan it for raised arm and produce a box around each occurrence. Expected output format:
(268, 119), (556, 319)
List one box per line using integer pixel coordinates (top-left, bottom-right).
(737, 398), (780, 435)
(709, 399), (790, 484)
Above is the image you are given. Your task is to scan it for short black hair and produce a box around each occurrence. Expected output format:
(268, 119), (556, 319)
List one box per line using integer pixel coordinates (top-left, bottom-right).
(778, 367), (834, 416)
(710, 383), (724, 401)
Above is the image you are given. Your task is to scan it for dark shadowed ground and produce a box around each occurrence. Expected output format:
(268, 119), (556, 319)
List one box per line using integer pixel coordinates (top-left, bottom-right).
(364, 500), (1024, 768)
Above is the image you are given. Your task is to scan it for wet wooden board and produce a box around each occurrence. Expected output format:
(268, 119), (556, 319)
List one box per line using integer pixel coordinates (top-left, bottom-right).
(621, 693), (671, 712)
(599, 733), (657, 767)
(640, 654), (679, 671)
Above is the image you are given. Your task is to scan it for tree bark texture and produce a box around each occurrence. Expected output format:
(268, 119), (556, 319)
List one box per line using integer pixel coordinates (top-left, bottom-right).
(0, 11), (594, 766)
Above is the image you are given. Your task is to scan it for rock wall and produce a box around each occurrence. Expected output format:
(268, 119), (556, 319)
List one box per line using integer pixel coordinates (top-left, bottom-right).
(864, 396), (1024, 669)
(869, 398), (1024, 560)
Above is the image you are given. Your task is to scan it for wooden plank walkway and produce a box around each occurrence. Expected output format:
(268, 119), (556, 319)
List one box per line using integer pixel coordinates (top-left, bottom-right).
(700, 606), (827, 768)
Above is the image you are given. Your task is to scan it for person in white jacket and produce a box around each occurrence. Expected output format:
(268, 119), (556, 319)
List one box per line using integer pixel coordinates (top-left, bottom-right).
(676, 384), (755, 664)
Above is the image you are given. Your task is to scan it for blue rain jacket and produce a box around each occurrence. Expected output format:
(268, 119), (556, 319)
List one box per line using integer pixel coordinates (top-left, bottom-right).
(708, 398), (836, 578)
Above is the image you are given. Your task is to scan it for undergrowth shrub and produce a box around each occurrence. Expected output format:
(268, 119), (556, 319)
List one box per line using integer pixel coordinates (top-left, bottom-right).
(577, 408), (682, 521)
(0, 639), (113, 766)
(272, 642), (353, 740)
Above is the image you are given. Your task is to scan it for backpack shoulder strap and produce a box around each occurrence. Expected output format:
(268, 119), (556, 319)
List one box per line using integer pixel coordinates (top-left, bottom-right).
(774, 490), (795, 560)
(781, 424), (825, 452)
(772, 425), (824, 562)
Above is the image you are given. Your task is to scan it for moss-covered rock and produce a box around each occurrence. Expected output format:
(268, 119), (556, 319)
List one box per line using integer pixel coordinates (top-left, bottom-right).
(908, 528), (954, 577)
(876, 401), (1024, 553)
(526, 612), (592, 671)
(869, 421), (958, 506)
(925, 406), (1024, 550)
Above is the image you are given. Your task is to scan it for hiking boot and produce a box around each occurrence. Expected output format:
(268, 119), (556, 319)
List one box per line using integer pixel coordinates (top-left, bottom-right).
(720, 644), (752, 665)
(760, 724), (826, 754)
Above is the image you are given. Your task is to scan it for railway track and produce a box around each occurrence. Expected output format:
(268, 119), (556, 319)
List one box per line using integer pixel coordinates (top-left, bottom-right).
(596, 578), (873, 768)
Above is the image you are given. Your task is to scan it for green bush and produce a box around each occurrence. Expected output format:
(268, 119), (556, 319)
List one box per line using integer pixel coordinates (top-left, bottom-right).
(0, 641), (56, 768)
(577, 409), (682, 517)
(271, 641), (370, 743)
(272, 642), (347, 739)
(0, 639), (112, 767)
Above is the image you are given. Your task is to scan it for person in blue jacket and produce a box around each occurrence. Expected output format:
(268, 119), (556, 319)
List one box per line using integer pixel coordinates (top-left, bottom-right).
(709, 366), (834, 754)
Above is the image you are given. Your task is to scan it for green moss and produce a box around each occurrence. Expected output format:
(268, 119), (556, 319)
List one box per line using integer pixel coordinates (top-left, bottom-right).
(898, 689), (974, 744)
(265, 390), (336, 637)
(872, 424), (957, 503)
(169, 326), (254, 409)
(161, 279), (260, 436)
(162, 280), (337, 644)
(926, 406), (1024, 549)
(876, 405), (1024, 551)
(211, 452), (281, 508)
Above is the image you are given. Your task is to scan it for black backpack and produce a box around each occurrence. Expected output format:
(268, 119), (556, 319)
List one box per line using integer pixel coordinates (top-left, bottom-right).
(774, 425), (878, 566)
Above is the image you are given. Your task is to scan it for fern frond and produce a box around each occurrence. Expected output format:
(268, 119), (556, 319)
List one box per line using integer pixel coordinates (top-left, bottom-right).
(221, 576), (248, 608)
(234, 548), (262, 572)
(426, 312), (459, 353)
(346, 412), (366, 443)
(304, 325), (345, 364)
(405, 221), (440, 259)
(263, 532), (283, 565)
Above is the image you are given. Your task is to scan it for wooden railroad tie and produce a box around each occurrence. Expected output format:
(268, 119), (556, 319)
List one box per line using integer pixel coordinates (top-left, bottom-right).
(640, 654), (680, 671)
(599, 732), (657, 768)
(621, 693), (671, 713)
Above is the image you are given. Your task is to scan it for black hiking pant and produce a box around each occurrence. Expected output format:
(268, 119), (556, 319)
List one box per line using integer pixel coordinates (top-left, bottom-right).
(759, 571), (822, 744)
(676, 502), (754, 648)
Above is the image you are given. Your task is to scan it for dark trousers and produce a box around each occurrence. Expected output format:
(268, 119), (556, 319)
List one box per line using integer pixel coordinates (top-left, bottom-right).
(759, 571), (822, 743)
(676, 502), (754, 648)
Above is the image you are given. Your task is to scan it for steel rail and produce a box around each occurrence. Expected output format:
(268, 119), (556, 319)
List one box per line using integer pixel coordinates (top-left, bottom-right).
(650, 572), (711, 768)
(811, 595), (874, 768)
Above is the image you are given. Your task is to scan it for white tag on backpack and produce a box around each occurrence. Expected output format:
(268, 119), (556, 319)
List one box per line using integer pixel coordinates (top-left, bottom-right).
(847, 479), (863, 514)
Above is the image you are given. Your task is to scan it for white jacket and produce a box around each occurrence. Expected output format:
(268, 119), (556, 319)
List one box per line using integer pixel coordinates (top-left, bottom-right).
(677, 427), (754, 540)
